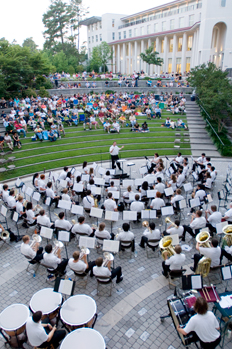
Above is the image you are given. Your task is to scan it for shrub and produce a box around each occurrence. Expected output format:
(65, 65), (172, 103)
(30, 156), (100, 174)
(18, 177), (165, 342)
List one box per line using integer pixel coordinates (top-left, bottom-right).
(22, 88), (37, 98)
(105, 90), (115, 94)
(39, 87), (50, 98)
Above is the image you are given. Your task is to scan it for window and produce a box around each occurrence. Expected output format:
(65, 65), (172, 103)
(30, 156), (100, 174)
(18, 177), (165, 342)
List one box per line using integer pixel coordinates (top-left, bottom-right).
(112, 32), (115, 40)
(100, 34), (102, 42)
(169, 38), (173, 52)
(99, 22), (102, 29)
(162, 21), (166, 31)
(92, 25), (94, 31)
(154, 23), (158, 33)
(112, 19), (115, 27)
(221, 0), (226, 7)
(140, 27), (144, 35)
(178, 37), (183, 51)
(179, 17), (184, 28)
(176, 58), (181, 73)
(129, 29), (132, 38)
(92, 36), (94, 43)
(95, 23), (98, 30)
(88, 37), (90, 44)
(96, 35), (98, 42)
(186, 57), (191, 72)
(189, 14), (194, 26)
(161, 39), (164, 53)
(134, 28), (137, 36)
(118, 32), (121, 40)
(123, 31), (126, 39)
(168, 58), (172, 73)
(187, 36), (193, 51)
(88, 26), (90, 32)
(147, 25), (151, 34)
(170, 19), (175, 30)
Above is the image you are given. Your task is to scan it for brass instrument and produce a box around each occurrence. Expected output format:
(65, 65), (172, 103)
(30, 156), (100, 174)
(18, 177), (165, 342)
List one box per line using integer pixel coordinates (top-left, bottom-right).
(195, 257), (211, 278)
(165, 217), (177, 229)
(94, 198), (98, 208)
(71, 219), (76, 225)
(0, 230), (10, 241)
(53, 239), (64, 256)
(196, 231), (211, 248)
(115, 227), (122, 239)
(30, 234), (42, 249)
(142, 220), (152, 233)
(159, 236), (175, 259)
(92, 224), (97, 229)
(222, 224), (232, 248)
(103, 252), (114, 266)
(54, 213), (59, 217)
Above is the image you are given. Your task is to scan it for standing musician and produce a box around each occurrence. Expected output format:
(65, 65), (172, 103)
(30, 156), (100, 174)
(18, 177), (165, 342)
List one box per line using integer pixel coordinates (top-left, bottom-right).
(162, 245), (185, 278)
(109, 141), (124, 170)
(177, 297), (221, 349)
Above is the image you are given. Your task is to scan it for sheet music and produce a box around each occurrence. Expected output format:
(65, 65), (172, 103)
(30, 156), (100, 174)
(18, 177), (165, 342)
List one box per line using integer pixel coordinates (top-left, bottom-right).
(135, 178), (143, 186)
(1, 205), (7, 217)
(112, 179), (120, 187)
(22, 185), (26, 193)
(191, 275), (202, 290)
(161, 206), (174, 216)
(58, 231), (70, 242)
(58, 279), (73, 295)
(109, 169), (115, 176)
(90, 207), (103, 218)
(169, 167), (174, 174)
(98, 167), (106, 175)
(40, 226), (53, 239)
(165, 169), (170, 177)
(60, 180), (67, 188)
(81, 174), (90, 182)
(58, 200), (72, 210)
(139, 166), (147, 175)
(92, 187), (101, 195)
(123, 211), (137, 221)
(190, 197), (200, 208)
(184, 183), (193, 192)
(94, 178), (104, 186)
(79, 236), (96, 249)
(33, 191), (41, 202)
(71, 204), (83, 215)
(45, 197), (51, 206)
(26, 187), (33, 196)
(74, 170), (81, 178)
(16, 178), (21, 187)
(70, 167), (76, 175)
(221, 266), (232, 280)
(12, 211), (19, 222)
(122, 180), (134, 187)
(216, 221), (227, 235)
(103, 240), (120, 253)
(141, 210), (156, 219)
(73, 183), (84, 192)
(105, 211), (119, 221)
(147, 190), (157, 198)
(179, 199), (187, 209)
(164, 187), (174, 196)
(108, 190), (119, 199)
(92, 162), (97, 170)
(170, 234), (179, 246)
(207, 194), (213, 203)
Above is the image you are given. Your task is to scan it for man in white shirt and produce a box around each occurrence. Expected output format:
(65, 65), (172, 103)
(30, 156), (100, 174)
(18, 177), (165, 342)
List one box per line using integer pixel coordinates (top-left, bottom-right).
(193, 184), (206, 202)
(116, 223), (135, 251)
(154, 177), (165, 194)
(55, 212), (72, 231)
(83, 190), (94, 213)
(223, 202), (232, 223)
(42, 244), (68, 276)
(2, 184), (9, 203)
(175, 152), (184, 166)
(139, 222), (161, 248)
(58, 166), (68, 180)
(109, 141), (124, 170)
(68, 250), (96, 276)
(171, 188), (185, 209)
(71, 216), (94, 237)
(162, 245), (185, 277)
(176, 169), (185, 187)
(191, 238), (221, 272)
(205, 205), (222, 235)
(104, 192), (117, 211)
(182, 210), (206, 241)
(130, 194), (144, 221)
(150, 192), (165, 211)
(26, 311), (65, 348)
(21, 235), (43, 262)
(46, 182), (61, 207)
(37, 209), (54, 228)
(164, 220), (184, 237)
(93, 257), (123, 283)
(16, 195), (25, 217)
(7, 189), (16, 209)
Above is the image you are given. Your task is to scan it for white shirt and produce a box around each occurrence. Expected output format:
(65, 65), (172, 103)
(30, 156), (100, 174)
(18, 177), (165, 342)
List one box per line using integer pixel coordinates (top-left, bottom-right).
(190, 216), (206, 230)
(83, 195), (94, 209)
(26, 209), (35, 224)
(171, 195), (184, 208)
(116, 230), (134, 246)
(195, 189), (206, 201)
(16, 201), (23, 215)
(176, 174), (185, 187)
(62, 193), (71, 201)
(104, 198), (117, 211)
(208, 211), (222, 228)
(225, 208), (232, 219)
(167, 226), (184, 237)
(130, 201), (144, 212)
(55, 219), (72, 231)
(42, 252), (61, 269)
(110, 145), (119, 156)
(21, 242), (36, 259)
(93, 265), (111, 280)
(150, 198), (165, 210)
(38, 179), (46, 192)
(46, 188), (56, 199)
(2, 190), (9, 202)
(199, 246), (221, 267)
(59, 170), (67, 180)
(68, 258), (87, 273)
(95, 229), (111, 240)
(175, 155), (184, 164)
(155, 183), (165, 194)
(26, 318), (48, 347)
(37, 214), (52, 227)
(72, 223), (92, 235)
(143, 228), (161, 246)
(184, 312), (220, 343)
(7, 195), (16, 208)
(165, 253), (186, 270)
(123, 190), (133, 204)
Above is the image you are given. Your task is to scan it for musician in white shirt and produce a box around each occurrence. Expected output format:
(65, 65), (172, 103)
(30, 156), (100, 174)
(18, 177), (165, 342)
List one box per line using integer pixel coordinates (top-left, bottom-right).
(104, 192), (117, 211)
(164, 220), (184, 237)
(205, 205), (222, 235)
(21, 235), (43, 261)
(71, 216), (94, 236)
(191, 238), (221, 272)
(55, 212), (72, 231)
(109, 141), (124, 170)
(139, 222), (161, 248)
(95, 222), (113, 242)
(2, 184), (9, 202)
(130, 194), (144, 213)
(46, 182), (60, 207)
(116, 223), (135, 250)
(83, 190), (94, 213)
(150, 192), (165, 211)
(123, 185), (134, 206)
(192, 184), (206, 202)
(16, 195), (25, 217)
(154, 177), (165, 194)
(42, 244), (68, 275)
(162, 245), (185, 277)
(175, 152), (184, 165)
(7, 189), (16, 209)
(93, 257), (123, 283)
(38, 174), (46, 194)
(58, 166), (68, 180)
(68, 250), (96, 276)
(223, 202), (232, 223)
(176, 169), (185, 187)
(171, 189), (184, 209)
(37, 209), (54, 228)
(182, 210), (206, 241)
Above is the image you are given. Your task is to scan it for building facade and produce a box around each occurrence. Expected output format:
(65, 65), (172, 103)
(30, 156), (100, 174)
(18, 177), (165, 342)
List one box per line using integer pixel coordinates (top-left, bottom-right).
(82, 0), (232, 74)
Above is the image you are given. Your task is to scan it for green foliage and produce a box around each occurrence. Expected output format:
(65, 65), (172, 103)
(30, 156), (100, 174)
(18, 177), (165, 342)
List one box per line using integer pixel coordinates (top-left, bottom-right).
(22, 88), (37, 98)
(38, 86), (50, 98)
(22, 37), (38, 52)
(140, 45), (163, 74)
(89, 42), (112, 73)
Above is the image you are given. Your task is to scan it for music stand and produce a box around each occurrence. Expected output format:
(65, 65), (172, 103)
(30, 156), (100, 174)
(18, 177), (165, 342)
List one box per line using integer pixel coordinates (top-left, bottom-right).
(141, 209), (156, 221)
(105, 211), (119, 233)
(182, 274), (203, 291)
(57, 231), (70, 259)
(12, 211), (20, 238)
(0, 205), (8, 229)
(54, 277), (75, 299)
(45, 197), (52, 220)
(40, 226), (53, 243)
(32, 191), (41, 206)
(71, 204), (83, 221)
(189, 197), (200, 209)
(58, 200), (72, 219)
(90, 207), (103, 225)
(221, 265), (232, 292)
(25, 186), (33, 201)
(79, 236), (96, 249)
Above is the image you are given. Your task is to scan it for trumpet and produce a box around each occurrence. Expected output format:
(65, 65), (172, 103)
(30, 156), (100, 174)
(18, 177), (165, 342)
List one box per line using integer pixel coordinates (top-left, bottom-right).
(159, 236), (175, 259)
(165, 217), (177, 228)
(196, 230), (211, 248)
(53, 239), (64, 256)
(142, 220), (152, 233)
(222, 225), (232, 248)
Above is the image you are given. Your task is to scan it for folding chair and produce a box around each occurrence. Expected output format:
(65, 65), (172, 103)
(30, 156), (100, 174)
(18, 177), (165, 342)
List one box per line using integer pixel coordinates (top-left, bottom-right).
(168, 269), (186, 289)
(95, 275), (113, 296)
(119, 240), (134, 259)
(145, 239), (160, 258)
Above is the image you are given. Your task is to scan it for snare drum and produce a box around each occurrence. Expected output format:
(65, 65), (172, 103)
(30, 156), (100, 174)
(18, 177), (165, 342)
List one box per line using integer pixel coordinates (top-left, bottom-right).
(60, 295), (97, 331)
(0, 304), (29, 337)
(60, 328), (105, 349)
(29, 288), (62, 320)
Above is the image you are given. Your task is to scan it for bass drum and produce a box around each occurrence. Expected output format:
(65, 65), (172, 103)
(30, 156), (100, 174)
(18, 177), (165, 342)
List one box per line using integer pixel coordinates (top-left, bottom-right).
(167, 297), (197, 346)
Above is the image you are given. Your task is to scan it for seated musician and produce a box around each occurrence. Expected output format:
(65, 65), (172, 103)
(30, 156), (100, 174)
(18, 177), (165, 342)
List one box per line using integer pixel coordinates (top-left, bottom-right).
(42, 243), (68, 277)
(58, 166), (68, 180)
(105, 181), (118, 192)
(37, 209), (54, 228)
(182, 210), (206, 242)
(116, 223), (135, 252)
(123, 185), (134, 207)
(55, 212), (72, 231)
(72, 216), (95, 237)
(46, 182), (61, 208)
(176, 169), (185, 188)
(16, 195), (26, 218)
(163, 220), (184, 237)
(6, 189), (16, 209)
(223, 202), (232, 224)
(24, 202), (38, 228)
(192, 184), (206, 203)
(154, 177), (165, 195)
(205, 205), (222, 236)
(191, 238), (221, 272)
(139, 222), (161, 249)
(95, 222), (114, 241)
(26, 311), (66, 349)
(150, 191), (165, 212)
(68, 251), (96, 277)
(21, 235), (43, 262)
(130, 194), (144, 221)
(83, 190), (95, 213)
(103, 192), (117, 211)
(171, 188), (184, 209)
(93, 257), (123, 284)
(162, 245), (185, 277)
(177, 297), (221, 349)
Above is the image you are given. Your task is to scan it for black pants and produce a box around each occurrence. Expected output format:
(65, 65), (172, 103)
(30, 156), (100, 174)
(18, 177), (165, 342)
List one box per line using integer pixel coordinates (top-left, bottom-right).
(39, 317), (66, 348)
(162, 261), (170, 277)
(220, 248), (232, 263)
(200, 335), (221, 349)
(56, 259), (68, 274)
(111, 266), (122, 282)
(111, 155), (121, 170)
(85, 261), (96, 277)
(33, 247), (44, 262)
(193, 254), (202, 271)
(206, 223), (216, 236)
(140, 236), (148, 248)
(119, 240), (135, 252)
(182, 225), (195, 241)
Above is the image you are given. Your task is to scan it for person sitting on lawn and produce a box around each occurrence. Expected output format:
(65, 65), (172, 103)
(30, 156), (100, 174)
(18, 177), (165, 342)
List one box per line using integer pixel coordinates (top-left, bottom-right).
(48, 129), (57, 142)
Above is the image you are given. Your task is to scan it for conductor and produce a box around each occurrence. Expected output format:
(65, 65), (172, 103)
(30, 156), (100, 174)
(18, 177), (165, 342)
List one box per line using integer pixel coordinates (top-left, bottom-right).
(109, 141), (124, 170)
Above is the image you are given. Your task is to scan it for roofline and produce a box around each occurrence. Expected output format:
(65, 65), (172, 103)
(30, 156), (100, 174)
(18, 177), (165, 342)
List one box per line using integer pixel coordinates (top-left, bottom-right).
(121, 0), (189, 20)
(108, 21), (200, 45)
(80, 16), (102, 26)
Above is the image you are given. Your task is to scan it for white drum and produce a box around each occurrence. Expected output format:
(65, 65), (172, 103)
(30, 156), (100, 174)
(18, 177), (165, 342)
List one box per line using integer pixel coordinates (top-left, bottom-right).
(29, 288), (62, 320)
(60, 295), (97, 330)
(0, 304), (29, 336)
(60, 328), (105, 349)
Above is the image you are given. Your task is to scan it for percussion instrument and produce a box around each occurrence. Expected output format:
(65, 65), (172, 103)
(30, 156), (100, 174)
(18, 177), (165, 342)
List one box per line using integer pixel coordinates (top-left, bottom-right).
(0, 304), (29, 337)
(30, 234), (42, 249)
(53, 239), (64, 255)
(159, 236), (175, 259)
(102, 252), (114, 266)
(79, 247), (90, 259)
(60, 328), (105, 349)
(222, 224), (232, 248)
(29, 288), (62, 320)
(196, 230), (211, 248)
(60, 295), (97, 331)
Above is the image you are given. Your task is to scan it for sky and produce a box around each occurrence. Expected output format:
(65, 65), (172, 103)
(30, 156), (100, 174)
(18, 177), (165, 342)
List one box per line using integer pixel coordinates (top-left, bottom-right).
(0, 0), (168, 49)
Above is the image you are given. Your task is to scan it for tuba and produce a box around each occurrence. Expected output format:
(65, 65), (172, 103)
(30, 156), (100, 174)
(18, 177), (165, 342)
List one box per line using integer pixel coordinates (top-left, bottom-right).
(196, 230), (211, 248)
(195, 256), (211, 278)
(53, 239), (64, 255)
(159, 236), (175, 259)
(165, 217), (177, 228)
(222, 225), (232, 248)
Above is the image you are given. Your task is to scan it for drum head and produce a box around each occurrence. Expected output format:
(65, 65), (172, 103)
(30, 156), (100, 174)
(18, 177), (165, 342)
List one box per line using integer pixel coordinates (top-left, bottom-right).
(0, 304), (29, 331)
(30, 288), (62, 315)
(168, 299), (186, 345)
(60, 328), (105, 349)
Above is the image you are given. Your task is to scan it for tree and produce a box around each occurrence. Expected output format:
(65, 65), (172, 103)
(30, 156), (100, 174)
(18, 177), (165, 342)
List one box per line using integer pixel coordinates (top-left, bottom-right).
(22, 37), (38, 52)
(89, 42), (112, 73)
(69, 0), (89, 51)
(140, 45), (163, 74)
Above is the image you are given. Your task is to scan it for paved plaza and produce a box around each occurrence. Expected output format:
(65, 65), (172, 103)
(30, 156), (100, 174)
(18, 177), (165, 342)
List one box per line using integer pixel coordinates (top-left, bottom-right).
(0, 157), (232, 349)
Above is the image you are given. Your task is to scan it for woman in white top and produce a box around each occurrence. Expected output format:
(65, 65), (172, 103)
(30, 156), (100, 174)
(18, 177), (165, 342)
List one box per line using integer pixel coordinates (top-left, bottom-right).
(203, 172), (213, 189)
(82, 161), (89, 174)
(16, 195), (25, 217)
(139, 181), (149, 199)
(177, 297), (220, 349)
(123, 186), (133, 206)
(167, 174), (177, 191)
(32, 173), (39, 189)
(95, 222), (113, 244)
(25, 202), (37, 226)
(104, 171), (111, 188)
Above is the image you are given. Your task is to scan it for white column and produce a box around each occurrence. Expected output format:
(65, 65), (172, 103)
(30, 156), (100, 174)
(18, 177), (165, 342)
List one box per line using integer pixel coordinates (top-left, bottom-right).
(128, 42), (131, 74)
(181, 32), (187, 74)
(156, 37), (160, 75)
(117, 44), (120, 73)
(112, 45), (116, 73)
(134, 41), (138, 72)
(123, 43), (126, 74)
(191, 32), (197, 68)
(172, 34), (177, 74)
(148, 39), (152, 75)
(163, 36), (168, 73)
(141, 40), (144, 73)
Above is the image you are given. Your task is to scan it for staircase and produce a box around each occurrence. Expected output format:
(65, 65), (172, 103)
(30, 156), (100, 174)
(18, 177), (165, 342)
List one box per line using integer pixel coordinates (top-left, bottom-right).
(185, 101), (221, 158)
